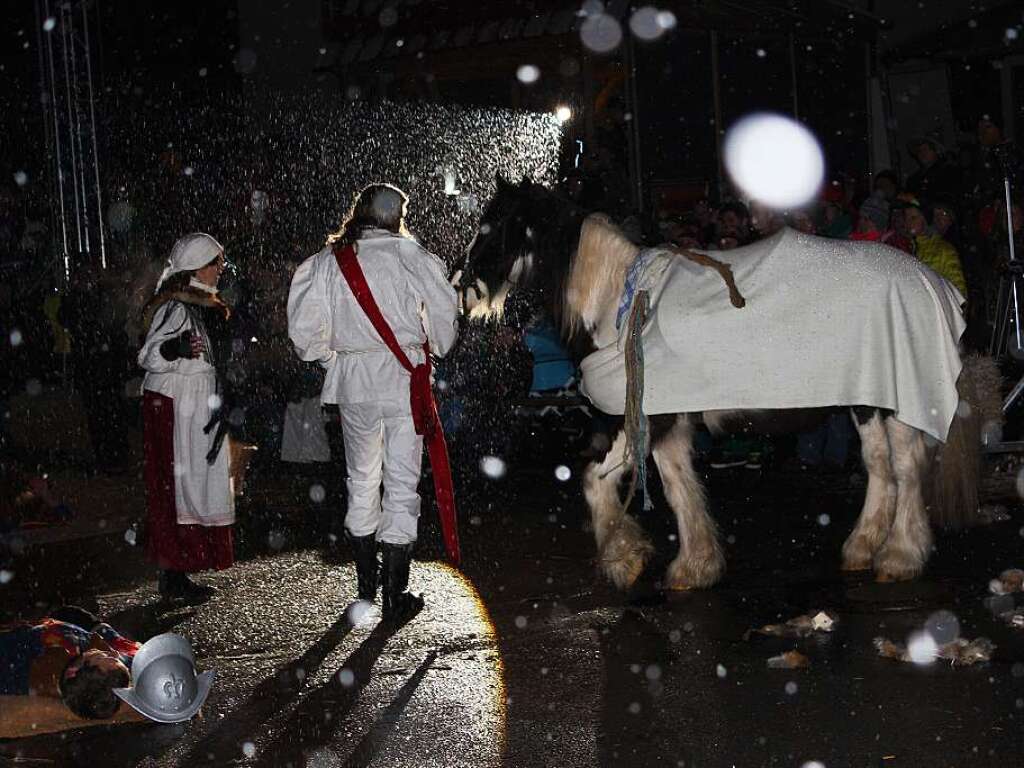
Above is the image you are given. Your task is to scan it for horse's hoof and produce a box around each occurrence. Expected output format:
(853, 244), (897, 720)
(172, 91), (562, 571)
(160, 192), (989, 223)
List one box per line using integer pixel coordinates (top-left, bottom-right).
(840, 558), (873, 573)
(664, 553), (724, 590)
(874, 561), (921, 583)
(599, 518), (653, 590)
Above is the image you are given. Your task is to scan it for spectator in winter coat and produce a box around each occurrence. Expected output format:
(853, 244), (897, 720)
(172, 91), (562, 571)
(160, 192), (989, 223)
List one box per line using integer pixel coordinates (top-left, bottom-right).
(905, 137), (962, 214)
(902, 198), (968, 296)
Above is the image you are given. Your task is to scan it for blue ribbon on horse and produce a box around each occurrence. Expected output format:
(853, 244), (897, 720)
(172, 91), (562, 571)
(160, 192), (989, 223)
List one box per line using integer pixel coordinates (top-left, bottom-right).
(616, 249), (655, 332)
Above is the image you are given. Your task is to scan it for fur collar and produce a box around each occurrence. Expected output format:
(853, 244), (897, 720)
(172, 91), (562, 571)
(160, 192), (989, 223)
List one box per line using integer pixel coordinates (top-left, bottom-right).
(142, 286), (230, 333)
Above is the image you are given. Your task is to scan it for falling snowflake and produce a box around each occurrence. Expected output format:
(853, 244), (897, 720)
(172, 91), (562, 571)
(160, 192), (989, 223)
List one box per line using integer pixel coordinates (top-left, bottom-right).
(479, 456), (507, 479)
(516, 65), (540, 85)
(43, 17), (56, 32)
(9, 329), (23, 347)
(338, 668), (355, 687)
(241, 742), (256, 758)
(629, 7), (664, 41)
(267, 531), (286, 551)
(309, 484), (326, 503)
(514, 615), (527, 629)
(716, 664), (727, 678)
(207, 393), (222, 410)
(785, 681), (798, 695)
(724, 113), (824, 209)
(554, 465), (571, 481)
(13, 171), (28, 187)
(817, 513), (830, 527)
(0, 570), (13, 585)
(25, 379), (42, 396)
(906, 630), (938, 665)
(580, 13), (622, 54)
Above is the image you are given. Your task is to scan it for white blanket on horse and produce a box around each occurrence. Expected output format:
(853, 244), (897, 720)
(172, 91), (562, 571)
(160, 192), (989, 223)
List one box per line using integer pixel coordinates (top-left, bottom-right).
(579, 228), (966, 442)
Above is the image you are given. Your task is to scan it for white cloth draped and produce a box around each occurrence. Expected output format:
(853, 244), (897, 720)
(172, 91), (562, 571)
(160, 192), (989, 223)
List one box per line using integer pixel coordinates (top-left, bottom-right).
(580, 228), (966, 442)
(138, 301), (234, 526)
(286, 229), (459, 405)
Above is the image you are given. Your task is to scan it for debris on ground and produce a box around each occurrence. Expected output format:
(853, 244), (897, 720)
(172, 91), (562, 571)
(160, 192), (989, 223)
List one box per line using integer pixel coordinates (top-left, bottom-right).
(873, 636), (995, 666)
(989, 568), (1024, 595)
(745, 610), (836, 640)
(766, 650), (810, 669)
(997, 609), (1024, 629)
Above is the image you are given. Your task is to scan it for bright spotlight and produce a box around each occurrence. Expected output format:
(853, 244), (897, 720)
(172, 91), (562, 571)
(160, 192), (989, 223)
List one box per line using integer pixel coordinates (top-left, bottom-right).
(555, 105), (572, 124)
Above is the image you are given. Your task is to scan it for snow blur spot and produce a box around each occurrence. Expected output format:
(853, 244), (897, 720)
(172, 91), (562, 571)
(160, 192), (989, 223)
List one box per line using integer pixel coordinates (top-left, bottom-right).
(756, 48), (767, 58)
(479, 455), (507, 479)
(10, 329), (23, 347)
(723, 112), (824, 209)
(207, 393), (222, 410)
(981, 419), (1002, 447)
(645, 664), (661, 681)
(436, 378), (449, 392)
(346, 599), (376, 627)
(470, 515), (482, 526)
(267, 530), (286, 551)
(580, 0), (604, 15)
(629, 7), (665, 41)
(26, 379), (42, 396)
(656, 10), (677, 30)
(13, 171), (28, 187)
(379, 6), (398, 27)
(516, 65), (540, 84)
(580, 13), (622, 54)
(183, 166), (194, 177)
(716, 664), (727, 678)
(1014, 467), (1024, 500)
(906, 630), (938, 665)
(0, 570), (13, 585)
(43, 17), (56, 32)
(338, 668), (355, 687)
(784, 681), (798, 695)
(627, 701), (641, 714)
(242, 742), (256, 758)
(345, 84), (362, 100)
(817, 513), (830, 527)
(956, 400), (972, 419)
(924, 610), (960, 645)
(801, 762), (826, 768)
(124, 527), (137, 546)
(514, 615), (527, 629)
(554, 465), (571, 482)
(234, 48), (258, 74)
(309, 484), (326, 503)
(198, 68), (208, 77)
(669, 629), (681, 643)
(1007, 28), (1019, 41)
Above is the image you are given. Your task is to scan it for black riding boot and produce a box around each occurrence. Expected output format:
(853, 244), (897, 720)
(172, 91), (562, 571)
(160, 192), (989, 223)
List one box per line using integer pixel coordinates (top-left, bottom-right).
(380, 543), (424, 622)
(347, 532), (380, 602)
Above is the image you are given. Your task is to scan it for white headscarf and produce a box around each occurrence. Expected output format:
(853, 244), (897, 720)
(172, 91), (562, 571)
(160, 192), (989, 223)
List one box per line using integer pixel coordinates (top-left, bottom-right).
(155, 233), (223, 292)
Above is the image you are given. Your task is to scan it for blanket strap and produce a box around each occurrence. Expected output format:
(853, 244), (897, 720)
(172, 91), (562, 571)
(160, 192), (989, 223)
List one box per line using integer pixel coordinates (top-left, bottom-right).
(671, 247), (747, 308)
(622, 289), (652, 512)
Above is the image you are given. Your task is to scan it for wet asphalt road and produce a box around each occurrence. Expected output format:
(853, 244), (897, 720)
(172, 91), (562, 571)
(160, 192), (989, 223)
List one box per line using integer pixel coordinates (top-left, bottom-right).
(3, 460), (1024, 767)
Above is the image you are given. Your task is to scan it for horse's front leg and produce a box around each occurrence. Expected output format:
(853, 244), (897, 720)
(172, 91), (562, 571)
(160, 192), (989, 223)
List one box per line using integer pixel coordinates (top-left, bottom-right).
(874, 418), (932, 582)
(651, 415), (724, 589)
(583, 429), (653, 590)
(842, 409), (896, 571)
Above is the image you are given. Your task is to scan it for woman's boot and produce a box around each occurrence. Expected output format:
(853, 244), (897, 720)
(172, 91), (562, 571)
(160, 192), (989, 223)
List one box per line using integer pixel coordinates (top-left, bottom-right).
(347, 532), (380, 602)
(380, 543), (424, 622)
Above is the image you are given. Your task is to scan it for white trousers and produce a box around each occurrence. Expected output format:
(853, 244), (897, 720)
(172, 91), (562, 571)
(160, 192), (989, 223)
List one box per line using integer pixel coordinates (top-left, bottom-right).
(340, 399), (423, 545)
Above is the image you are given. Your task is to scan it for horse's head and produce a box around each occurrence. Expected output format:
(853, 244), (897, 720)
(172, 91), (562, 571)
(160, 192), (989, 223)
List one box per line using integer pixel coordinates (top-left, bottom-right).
(455, 175), (551, 318)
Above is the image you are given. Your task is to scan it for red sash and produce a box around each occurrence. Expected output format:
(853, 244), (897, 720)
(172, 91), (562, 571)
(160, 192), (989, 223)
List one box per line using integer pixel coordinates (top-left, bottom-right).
(334, 244), (460, 568)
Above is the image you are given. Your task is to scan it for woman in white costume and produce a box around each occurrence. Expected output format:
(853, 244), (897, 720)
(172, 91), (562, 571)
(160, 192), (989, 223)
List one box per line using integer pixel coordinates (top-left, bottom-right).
(288, 184), (458, 621)
(138, 233), (235, 600)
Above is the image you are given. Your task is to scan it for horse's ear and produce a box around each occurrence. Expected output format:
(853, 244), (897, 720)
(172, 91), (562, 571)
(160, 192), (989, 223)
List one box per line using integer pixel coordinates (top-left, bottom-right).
(495, 173), (510, 190)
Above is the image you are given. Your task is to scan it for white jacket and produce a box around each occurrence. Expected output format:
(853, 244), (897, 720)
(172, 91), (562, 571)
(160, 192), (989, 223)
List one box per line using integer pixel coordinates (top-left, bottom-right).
(287, 229), (458, 405)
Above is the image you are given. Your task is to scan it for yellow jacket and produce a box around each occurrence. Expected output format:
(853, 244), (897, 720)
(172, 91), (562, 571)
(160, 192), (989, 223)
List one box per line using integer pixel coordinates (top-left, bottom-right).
(914, 234), (967, 296)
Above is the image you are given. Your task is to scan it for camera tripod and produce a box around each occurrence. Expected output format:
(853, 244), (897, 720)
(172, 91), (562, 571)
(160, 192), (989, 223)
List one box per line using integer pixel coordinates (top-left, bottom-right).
(987, 173), (1024, 447)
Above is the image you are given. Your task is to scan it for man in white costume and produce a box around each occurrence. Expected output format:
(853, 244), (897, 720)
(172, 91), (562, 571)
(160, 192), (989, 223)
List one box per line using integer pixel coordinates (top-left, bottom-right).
(287, 183), (458, 621)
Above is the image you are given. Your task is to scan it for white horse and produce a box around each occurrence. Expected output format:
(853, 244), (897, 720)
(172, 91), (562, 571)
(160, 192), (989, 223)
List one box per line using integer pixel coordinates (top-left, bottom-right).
(457, 178), (1000, 590)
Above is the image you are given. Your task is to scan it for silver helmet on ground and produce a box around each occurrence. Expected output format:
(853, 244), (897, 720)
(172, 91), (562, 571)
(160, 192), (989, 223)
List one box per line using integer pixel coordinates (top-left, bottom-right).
(113, 633), (215, 723)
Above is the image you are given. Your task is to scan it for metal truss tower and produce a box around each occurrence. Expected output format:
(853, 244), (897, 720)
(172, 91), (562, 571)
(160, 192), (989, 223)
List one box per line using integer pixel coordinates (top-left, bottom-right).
(34, 0), (106, 280)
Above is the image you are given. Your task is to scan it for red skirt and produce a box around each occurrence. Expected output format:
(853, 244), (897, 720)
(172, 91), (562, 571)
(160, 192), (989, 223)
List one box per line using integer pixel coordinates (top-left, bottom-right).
(143, 391), (234, 572)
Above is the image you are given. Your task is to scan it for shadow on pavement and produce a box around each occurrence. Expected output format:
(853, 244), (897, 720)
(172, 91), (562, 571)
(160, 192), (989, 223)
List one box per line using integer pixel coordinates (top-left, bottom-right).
(252, 613), (417, 766)
(181, 613), (354, 765)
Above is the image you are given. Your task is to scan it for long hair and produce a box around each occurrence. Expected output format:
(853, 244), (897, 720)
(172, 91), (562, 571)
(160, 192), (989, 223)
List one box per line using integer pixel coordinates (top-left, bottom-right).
(327, 183), (412, 251)
(565, 213), (639, 339)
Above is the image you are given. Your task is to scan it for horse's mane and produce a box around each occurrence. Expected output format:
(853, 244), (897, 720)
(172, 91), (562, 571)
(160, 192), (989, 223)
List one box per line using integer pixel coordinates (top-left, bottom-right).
(566, 213), (639, 338)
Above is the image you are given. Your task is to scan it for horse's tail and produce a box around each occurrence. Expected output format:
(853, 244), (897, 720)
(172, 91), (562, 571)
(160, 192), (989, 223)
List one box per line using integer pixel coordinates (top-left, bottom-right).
(927, 353), (1002, 529)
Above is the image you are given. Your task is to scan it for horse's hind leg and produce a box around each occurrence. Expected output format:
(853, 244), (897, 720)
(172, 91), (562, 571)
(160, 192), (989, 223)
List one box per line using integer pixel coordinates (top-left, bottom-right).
(842, 409), (896, 571)
(874, 418), (932, 582)
(652, 415), (724, 589)
(584, 429), (654, 590)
